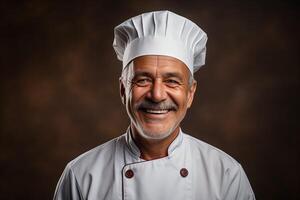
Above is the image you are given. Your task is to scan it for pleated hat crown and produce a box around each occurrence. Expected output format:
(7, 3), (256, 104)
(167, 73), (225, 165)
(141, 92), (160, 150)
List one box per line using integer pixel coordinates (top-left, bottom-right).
(113, 10), (207, 74)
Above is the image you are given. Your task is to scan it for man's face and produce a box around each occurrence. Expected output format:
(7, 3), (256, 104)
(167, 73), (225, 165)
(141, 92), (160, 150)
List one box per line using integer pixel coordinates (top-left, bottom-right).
(120, 55), (196, 140)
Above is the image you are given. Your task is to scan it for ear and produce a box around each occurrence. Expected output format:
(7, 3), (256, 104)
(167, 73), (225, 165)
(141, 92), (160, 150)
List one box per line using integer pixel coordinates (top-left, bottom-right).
(187, 80), (197, 108)
(119, 77), (126, 105)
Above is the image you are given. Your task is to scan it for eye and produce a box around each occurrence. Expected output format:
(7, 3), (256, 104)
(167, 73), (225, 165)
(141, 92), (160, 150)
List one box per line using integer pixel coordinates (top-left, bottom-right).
(134, 78), (152, 87)
(165, 79), (181, 87)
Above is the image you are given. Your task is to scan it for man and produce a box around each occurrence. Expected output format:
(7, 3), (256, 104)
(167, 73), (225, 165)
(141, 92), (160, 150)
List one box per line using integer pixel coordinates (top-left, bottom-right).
(54, 10), (255, 200)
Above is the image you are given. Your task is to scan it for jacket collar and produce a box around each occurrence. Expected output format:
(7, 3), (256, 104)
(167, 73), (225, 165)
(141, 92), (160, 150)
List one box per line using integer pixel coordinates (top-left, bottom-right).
(125, 127), (184, 159)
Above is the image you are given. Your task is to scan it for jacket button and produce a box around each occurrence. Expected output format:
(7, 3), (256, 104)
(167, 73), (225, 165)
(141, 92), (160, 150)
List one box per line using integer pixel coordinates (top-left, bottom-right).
(125, 169), (134, 178)
(180, 168), (189, 177)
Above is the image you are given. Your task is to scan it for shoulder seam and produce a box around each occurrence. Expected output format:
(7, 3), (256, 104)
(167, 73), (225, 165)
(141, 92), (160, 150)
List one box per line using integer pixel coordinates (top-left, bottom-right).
(183, 134), (240, 166)
(68, 165), (85, 200)
(67, 135), (124, 169)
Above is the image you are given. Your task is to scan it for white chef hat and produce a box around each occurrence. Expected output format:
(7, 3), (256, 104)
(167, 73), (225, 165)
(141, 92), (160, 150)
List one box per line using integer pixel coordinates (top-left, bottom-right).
(112, 10), (207, 74)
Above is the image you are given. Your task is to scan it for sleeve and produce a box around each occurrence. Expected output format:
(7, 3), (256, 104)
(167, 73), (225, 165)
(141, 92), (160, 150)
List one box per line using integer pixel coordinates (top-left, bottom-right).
(223, 164), (256, 200)
(53, 164), (84, 200)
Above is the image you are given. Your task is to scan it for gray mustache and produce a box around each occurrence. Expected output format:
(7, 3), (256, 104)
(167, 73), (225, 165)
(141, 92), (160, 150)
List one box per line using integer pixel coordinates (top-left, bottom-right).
(136, 100), (178, 111)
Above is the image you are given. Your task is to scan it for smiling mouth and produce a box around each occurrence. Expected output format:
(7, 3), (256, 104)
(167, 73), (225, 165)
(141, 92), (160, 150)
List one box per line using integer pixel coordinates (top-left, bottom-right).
(142, 109), (170, 114)
(139, 107), (176, 115)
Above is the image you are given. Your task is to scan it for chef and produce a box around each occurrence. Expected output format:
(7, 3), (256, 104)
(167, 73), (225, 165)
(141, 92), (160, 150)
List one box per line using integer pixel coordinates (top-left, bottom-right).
(54, 10), (256, 200)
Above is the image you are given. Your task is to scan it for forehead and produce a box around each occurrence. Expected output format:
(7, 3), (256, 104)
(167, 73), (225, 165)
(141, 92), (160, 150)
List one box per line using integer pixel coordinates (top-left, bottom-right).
(132, 55), (190, 76)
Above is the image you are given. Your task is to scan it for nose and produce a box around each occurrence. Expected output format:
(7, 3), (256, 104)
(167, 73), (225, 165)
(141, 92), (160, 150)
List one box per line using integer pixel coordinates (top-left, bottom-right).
(146, 79), (167, 102)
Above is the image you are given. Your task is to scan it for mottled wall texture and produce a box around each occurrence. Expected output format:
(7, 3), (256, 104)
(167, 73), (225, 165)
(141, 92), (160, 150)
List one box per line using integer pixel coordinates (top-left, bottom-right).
(1, 0), (299, 199)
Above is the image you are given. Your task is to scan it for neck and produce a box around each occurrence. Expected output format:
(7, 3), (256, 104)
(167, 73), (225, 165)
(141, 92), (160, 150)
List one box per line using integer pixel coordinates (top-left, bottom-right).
(130, 126), (180, 160)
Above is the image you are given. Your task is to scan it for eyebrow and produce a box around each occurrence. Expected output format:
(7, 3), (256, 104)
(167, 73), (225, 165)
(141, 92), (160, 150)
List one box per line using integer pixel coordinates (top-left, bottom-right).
(133, 71), (184, 81)
(162, 72), (184, 82)
(133, 71), (153, 78)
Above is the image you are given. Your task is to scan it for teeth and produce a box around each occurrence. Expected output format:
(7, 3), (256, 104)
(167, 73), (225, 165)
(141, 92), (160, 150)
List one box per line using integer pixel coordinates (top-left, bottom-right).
(145, 109), (169, 114)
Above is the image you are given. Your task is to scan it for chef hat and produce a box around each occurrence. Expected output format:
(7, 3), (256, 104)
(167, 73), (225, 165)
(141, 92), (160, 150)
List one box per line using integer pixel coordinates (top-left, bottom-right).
(112, 10), (207, 74)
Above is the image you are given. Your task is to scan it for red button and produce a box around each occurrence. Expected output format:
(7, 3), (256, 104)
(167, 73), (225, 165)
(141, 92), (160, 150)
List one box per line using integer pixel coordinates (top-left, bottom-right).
(125, 169), (134, 178)
(180, 168), (189, 177)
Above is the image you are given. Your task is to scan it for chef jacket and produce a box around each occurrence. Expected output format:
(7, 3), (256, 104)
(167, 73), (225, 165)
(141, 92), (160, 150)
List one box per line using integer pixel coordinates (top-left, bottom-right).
(54, 129), (255, 200)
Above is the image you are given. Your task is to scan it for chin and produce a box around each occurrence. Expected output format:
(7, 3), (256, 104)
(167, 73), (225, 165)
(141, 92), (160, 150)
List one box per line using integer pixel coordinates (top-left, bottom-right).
(142, 131), (171, 140)
(137, 124), (176, 140)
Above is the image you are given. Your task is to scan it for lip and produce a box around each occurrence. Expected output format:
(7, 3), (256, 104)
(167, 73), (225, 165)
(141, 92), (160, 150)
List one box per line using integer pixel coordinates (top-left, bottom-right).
(139, 108), (172, 119)
(143, 109), (169, 114)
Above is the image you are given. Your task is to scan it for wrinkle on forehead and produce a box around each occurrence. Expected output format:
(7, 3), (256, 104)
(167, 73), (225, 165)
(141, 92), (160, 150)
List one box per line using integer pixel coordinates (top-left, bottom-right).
(134, 55), (186, 66)
(132, 55), (189, 78)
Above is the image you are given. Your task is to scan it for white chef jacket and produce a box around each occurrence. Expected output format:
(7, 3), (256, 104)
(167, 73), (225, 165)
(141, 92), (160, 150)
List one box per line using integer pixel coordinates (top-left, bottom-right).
(54, 129), (255, 200)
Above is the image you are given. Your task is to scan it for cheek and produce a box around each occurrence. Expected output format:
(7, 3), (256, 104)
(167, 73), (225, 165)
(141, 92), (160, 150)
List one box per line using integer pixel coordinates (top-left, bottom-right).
(130, 87), (149, 101)
(126, 87), (146, 112)
(168, 89), (189, 107)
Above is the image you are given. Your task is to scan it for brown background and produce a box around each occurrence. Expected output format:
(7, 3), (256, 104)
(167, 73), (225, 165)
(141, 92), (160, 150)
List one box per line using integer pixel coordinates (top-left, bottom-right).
(1, 0), (299, 199)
